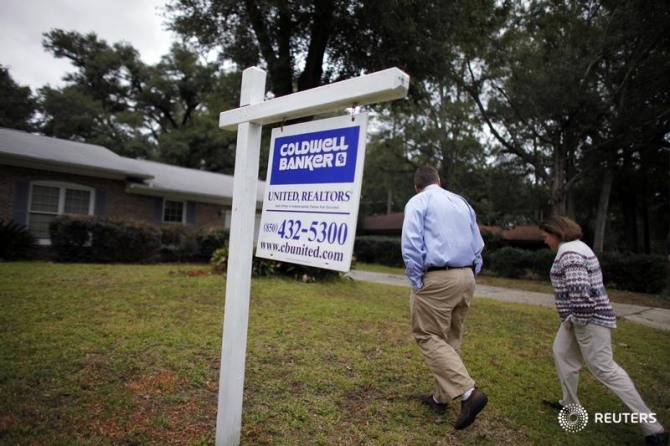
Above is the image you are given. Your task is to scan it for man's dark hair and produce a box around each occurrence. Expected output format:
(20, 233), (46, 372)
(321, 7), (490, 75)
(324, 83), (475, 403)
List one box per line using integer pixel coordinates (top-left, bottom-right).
(414, 166), (440, 189)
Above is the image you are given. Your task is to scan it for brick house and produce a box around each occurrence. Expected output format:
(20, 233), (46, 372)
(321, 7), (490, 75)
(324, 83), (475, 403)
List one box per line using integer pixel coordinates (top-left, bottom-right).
(0, 127), (265, 246)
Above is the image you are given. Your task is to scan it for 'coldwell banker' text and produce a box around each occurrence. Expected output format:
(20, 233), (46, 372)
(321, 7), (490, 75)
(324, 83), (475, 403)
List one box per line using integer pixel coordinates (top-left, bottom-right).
(278, 136), (348, 171)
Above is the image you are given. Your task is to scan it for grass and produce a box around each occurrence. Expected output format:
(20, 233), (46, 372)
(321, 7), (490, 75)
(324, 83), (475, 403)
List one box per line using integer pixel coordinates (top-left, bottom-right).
(0, 262), (668, 445)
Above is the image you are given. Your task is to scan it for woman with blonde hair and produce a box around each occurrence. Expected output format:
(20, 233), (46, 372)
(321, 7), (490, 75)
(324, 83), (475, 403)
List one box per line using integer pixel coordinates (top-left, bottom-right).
(539, 215), (667, 445)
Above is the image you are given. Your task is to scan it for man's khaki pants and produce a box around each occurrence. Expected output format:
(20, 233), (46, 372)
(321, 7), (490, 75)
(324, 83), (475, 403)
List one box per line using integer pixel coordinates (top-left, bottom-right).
(553, 320), (663, 436)
(410, 268), (476, 402)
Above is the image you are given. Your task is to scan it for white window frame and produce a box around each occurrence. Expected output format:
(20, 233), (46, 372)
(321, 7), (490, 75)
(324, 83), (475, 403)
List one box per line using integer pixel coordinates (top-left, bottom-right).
(163, 199), (186, 224)
(221, 208), (232, 229)
(27, 181), (96, 245)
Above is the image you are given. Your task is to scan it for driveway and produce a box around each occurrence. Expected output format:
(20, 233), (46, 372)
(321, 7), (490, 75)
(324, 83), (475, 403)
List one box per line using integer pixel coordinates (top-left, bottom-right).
(345, 269), (670, 332)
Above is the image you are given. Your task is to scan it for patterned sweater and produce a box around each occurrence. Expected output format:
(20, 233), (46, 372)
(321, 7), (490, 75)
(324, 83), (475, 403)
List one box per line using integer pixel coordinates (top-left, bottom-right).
(549, 240), (617, 328)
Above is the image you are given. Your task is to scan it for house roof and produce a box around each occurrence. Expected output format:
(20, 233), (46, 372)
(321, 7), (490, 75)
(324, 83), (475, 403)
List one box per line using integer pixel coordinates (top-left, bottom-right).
(361, 212), (545, 244)
(0, 127), (265, 206)
(0, 128), (153, 180)
(126, 158), (265, 205)
(501, 225), (545, 242)
(361, 212), (405, 235)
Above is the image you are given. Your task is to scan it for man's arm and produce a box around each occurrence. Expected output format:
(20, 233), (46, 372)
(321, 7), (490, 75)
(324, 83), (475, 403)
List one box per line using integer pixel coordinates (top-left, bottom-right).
(470, 208), (485, 274)
(401, 200), (426, 291)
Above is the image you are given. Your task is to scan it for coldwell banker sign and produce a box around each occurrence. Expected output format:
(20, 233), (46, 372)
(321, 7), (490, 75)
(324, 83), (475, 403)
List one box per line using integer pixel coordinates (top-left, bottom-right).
(255, 113), (368, 272)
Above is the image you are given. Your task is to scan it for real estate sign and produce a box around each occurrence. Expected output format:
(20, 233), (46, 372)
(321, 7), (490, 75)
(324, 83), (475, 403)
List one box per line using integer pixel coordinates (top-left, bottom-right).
(255, 113), (368, 272)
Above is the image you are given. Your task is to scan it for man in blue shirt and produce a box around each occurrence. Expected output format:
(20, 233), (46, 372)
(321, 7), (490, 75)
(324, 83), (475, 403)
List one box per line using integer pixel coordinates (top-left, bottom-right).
(401, 165), (487, 430)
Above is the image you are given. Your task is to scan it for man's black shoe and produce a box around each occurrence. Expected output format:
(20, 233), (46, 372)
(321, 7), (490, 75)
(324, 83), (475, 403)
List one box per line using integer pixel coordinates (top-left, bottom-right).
(419, 394), (448, 414)
(646, 430), (669, 446)
(541, 400), (564, 412)
(454, 388), (488, 430)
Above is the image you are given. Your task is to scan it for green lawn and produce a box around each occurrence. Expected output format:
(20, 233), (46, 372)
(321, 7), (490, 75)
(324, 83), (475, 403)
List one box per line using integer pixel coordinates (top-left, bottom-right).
(1, 263), (668, 445)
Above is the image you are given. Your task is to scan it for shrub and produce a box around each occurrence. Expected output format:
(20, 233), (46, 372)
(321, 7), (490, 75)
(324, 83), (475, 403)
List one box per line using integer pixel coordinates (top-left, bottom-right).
(275, 261), (342, 282)
(210, 244), (229, 274)
(160, 223), (198, 262)
(488, 247), (529, 278)
(528, 249), (557, 278)
(210, 248), (279, 277)
(480, 227), (504, 252)
(49, 215), (97, 262)
(252, 254), (280, 277)
(487, 246), (668, 295)
(49, 216), (161, 263)
(488, 247), (555, 279)
(89, 219), (161, 263)
(479, 228), (504, 270)
(197, 227), (230, 260)
(0, 220), (37, 260)
(601, 253), (668, 294)
(210, 245), (341, 281)
(354, 236), (403, 267)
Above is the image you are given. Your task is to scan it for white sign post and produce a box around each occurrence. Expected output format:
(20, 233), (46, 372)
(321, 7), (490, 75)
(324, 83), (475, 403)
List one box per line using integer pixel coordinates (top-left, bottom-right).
(217, 67), (409, 446)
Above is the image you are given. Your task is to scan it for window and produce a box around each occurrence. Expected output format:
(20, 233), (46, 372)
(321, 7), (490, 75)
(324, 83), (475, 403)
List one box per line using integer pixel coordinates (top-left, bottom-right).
(28, 182), (95, 244)
(163, 200), (185, 223)
(221, 209), (232, 229)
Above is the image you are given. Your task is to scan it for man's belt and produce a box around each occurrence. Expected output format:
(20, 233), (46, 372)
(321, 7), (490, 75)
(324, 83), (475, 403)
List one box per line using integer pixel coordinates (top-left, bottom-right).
(426, 265), (468, 272)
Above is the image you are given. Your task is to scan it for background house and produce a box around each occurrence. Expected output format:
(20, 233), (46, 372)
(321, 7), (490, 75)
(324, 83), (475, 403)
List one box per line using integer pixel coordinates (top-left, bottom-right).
(0, 127), (265, 246)
(360, 212), (545, 250)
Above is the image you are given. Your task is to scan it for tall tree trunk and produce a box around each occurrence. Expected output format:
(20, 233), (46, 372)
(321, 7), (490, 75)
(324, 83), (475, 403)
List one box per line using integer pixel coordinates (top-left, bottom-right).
(297, 0), (333, 92)
(622, 190), (639, 252)
(551, 145), (568, 215)
(641, 192), (651, 254)
(386, 189), (393, 215)
(620, 151), (639, 252)
(593, 164), (614, 254)
(639, 151), (652, 254)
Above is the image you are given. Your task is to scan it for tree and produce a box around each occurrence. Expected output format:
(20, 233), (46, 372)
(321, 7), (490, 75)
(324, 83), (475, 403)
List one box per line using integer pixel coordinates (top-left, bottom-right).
(590, 0), (670, 254)
(39, 30), (154, 157)
(169, 0), (503, 218)
(165, 0), (499, 98)
(463, 1), (602, 214)
(353, 0), (505, 218)
(163, 0), (668, 254)
(362, 73), (488, 216)
(156, 69), (242, 173)
(0, 66), (37, 131)
(38, 30), (239, 171)
(461, 0), (669, 253)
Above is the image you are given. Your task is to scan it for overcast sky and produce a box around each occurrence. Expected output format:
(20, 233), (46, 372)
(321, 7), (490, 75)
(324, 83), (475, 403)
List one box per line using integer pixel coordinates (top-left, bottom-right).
(0, 0), (177, 92)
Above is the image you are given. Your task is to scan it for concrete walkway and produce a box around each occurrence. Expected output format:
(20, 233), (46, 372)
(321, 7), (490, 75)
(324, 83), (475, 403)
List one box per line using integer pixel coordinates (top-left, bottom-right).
(345, 270), (670, 332)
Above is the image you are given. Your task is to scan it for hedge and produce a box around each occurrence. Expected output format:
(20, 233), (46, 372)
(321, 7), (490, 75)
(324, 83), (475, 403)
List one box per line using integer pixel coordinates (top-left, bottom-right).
(160, 223), (198, 262)
(600, 252), (669, 294)
(352, 236), (668, 295)
(353, 236), (404, 267)
(487, 247), (556, 279)
(487, 247), (668, 295)
(44, 216), (670, 294)
(196, 227), (230, 260)
(0, 219), (37, 260)
(49, 215), (161, 263)
(48, 218), (236, 264)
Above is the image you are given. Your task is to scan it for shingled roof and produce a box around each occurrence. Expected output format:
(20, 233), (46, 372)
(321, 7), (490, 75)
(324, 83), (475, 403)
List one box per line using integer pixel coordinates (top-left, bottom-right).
(0, 127), (265, 206)
(0, 128), (152, 180)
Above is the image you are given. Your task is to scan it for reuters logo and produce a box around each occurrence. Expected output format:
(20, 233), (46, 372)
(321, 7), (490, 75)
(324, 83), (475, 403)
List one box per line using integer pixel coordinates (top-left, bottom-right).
(558, 404), (589, 433)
